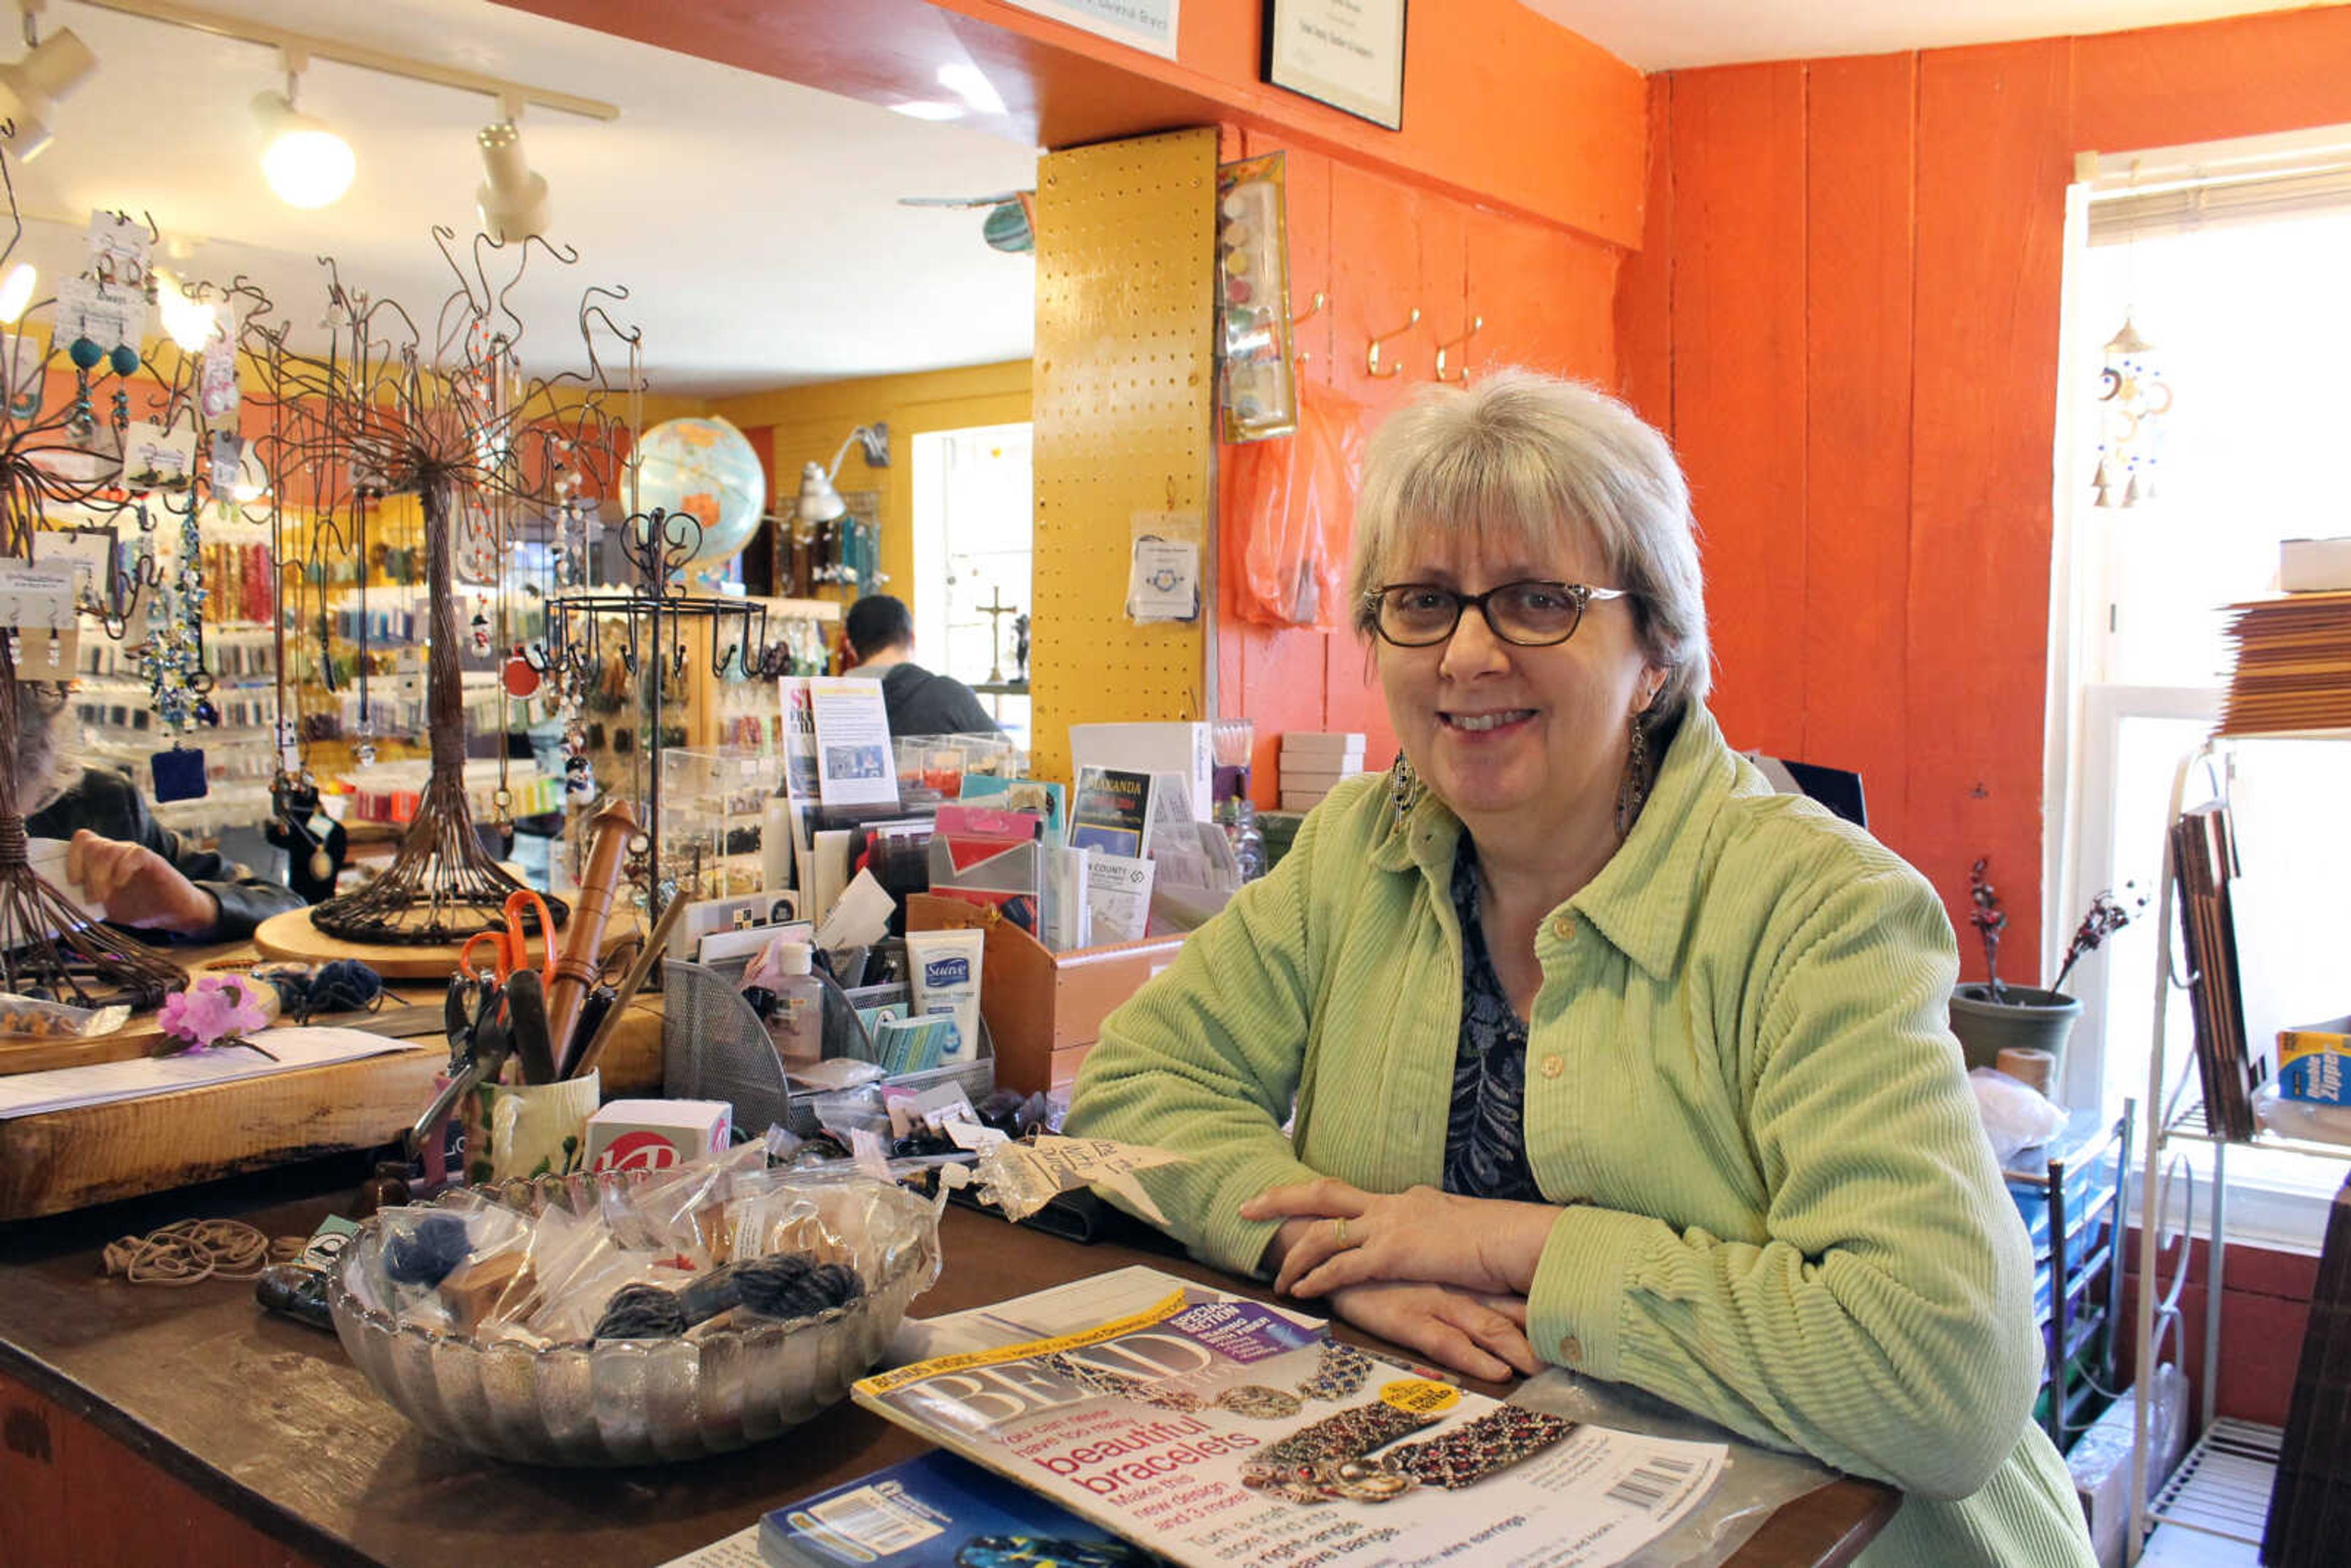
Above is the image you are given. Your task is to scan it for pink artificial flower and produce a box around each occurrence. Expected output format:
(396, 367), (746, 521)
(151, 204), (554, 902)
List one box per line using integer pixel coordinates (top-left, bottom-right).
(157, 975), (272, 1049)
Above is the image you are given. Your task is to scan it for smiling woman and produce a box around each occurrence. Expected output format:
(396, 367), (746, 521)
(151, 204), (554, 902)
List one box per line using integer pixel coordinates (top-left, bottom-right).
(1068, 370), (2101, 1566)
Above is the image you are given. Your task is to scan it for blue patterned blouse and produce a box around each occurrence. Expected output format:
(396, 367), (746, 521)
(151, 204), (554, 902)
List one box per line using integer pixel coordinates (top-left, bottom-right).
(1444, 841), (1543, 1201)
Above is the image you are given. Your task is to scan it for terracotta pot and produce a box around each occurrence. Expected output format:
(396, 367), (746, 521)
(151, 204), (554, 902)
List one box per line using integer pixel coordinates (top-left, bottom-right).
(1947, 983), (2082, 1078)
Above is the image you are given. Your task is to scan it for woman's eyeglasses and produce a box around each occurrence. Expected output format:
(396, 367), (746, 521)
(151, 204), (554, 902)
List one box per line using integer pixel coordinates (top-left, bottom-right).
(1366, 580), (1629, 648)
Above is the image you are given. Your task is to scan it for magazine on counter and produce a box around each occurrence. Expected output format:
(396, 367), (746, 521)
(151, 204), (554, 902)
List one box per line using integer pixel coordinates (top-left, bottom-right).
(759, 1449), (1163, 1567)
(855, 1267), (1727, 1568)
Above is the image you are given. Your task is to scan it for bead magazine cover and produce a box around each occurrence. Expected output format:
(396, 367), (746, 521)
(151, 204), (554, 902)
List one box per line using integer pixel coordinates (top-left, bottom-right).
(852, 1268), (1727, 1568)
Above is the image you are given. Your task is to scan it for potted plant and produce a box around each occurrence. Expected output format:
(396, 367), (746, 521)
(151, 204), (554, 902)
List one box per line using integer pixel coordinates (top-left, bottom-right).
(1946, 858), (2142, 1082)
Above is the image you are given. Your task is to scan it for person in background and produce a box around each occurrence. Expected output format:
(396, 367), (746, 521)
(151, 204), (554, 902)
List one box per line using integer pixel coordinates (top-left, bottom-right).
(1067, 371), (2096, 1566)
(13, 681), (305, 941)
(841, 594), (1003, 736)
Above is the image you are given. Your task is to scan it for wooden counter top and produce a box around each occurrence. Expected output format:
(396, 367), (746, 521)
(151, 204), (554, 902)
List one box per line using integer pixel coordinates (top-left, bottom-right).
(0, 1177), (1897, 1568)
(0, 943), (665, 1221)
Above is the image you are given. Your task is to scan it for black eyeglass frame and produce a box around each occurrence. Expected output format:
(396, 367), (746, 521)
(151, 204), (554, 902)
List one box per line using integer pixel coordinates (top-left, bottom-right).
(1363, 579), (1632, 648)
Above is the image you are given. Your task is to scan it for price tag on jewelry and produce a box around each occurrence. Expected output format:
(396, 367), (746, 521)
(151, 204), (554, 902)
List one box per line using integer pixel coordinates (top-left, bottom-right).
(86, 210), (152, 288)
(0, 565), (79, 672)
(51, 276), (145, 352)
(124, 421), (200, 489)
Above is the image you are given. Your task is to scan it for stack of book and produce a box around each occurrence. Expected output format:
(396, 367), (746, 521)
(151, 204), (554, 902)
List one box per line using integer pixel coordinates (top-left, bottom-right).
(2262, 1169), (2351, 1567)
(2216, 590), (2351, 737)
(2170, 800), (2265, 1139)
(1279, 731), (1367, 811)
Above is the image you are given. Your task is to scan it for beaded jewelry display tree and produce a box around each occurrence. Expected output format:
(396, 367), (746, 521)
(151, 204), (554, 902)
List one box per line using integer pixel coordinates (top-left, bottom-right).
(0, 146), (195, 1007)
(238, 231), (634, 944)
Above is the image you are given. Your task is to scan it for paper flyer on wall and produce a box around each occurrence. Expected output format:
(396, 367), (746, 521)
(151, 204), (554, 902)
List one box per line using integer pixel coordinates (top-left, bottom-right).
(855, 1267), (1726, 1568)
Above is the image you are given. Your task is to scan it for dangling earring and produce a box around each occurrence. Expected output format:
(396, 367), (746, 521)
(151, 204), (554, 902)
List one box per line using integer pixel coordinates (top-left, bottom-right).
(1389, 751), (1423, 829)
(1614, 715), (1652, 840)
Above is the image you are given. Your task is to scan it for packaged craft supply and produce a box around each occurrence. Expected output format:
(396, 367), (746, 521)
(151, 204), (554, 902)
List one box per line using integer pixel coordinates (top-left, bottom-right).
(329, 1160), (944, 1463)
(1216, 152), (1298, 443)
(0, 991), (131, 1040)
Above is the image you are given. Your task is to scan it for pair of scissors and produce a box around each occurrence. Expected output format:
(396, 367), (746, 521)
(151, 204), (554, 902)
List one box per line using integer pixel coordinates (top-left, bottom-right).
(457, 890), (560, 988)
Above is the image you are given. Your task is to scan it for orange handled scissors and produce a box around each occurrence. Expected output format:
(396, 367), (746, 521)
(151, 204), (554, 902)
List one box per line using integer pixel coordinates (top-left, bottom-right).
(457, 890), (560, 988)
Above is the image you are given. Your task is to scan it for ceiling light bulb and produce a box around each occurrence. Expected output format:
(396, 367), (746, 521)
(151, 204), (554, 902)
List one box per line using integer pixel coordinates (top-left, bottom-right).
(156, 272), (219, 353)
(0, 25), (96, 162)
(0, 262), (34, 325)
(253, 90), (354, 209)
(476, 121), (550, 242)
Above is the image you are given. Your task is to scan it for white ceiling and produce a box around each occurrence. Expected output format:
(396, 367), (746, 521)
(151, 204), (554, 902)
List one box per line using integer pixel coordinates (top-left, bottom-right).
(10, 0), (1041, 398)
(12, 0), (2309, 400)
(1523, 0), (2317, 71)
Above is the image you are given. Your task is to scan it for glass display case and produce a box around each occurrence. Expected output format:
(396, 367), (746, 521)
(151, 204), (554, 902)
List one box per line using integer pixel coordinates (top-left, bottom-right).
(659, 746), (783, 901)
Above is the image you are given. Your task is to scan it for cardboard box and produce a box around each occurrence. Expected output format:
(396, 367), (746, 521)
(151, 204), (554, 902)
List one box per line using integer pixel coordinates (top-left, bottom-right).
(584, 1098), (733, 1173)
(909, 893), (1185, 1092)
(2281, 537), (2351, 593)
(2279, 1016), (2351, 1105)
(1070, 722), (1213, 822)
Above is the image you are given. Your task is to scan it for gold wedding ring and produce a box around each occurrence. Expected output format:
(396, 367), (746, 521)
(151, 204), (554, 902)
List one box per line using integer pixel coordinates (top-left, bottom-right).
(1333, 1217), (1349, 1245)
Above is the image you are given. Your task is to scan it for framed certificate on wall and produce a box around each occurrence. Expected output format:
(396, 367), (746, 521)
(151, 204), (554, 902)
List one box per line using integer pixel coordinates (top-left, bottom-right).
(1261, 0), (1408, 130)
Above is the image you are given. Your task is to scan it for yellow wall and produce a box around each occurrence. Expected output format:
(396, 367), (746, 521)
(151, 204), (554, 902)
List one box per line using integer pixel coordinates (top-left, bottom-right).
(711, 360), (1033, 627)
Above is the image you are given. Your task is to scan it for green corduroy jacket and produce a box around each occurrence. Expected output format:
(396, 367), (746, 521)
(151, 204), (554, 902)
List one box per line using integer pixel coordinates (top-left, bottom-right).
(1069, 705), (2096, 1566)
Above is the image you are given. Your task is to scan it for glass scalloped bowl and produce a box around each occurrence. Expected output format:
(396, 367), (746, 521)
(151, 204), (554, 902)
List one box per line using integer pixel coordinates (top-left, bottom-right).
(326, 1170), (942, 1466)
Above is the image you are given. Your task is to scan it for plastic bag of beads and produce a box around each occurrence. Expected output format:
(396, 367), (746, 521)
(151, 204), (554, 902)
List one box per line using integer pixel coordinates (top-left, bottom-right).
(370, 1200), (529, 1335)
(598, 1137), (771, 1266)
(725, 1168), (941, 1300)
(520, 1204), (696, 1344)
(0, 991), (130, 1040)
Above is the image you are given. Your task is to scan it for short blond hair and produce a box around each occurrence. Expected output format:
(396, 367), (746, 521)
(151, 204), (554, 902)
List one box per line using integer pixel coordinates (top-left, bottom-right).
(1348, 369), (1710, 722)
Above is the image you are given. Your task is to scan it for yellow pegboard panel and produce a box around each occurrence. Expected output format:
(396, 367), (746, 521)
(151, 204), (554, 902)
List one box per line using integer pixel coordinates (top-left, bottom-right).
(1027, 127), (1217, 789)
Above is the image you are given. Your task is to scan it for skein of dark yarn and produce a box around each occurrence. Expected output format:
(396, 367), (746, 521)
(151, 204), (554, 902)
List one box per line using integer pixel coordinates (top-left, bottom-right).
(381, 1213), (471, 1288)
(594, 1283), (690, 1340)
(590, 1252), (864, 1340)
(737, 1256), (863, 1321)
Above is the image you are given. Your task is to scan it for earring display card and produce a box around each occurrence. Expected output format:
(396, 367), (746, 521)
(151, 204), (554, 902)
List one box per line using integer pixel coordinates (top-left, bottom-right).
(0, 566), (78, 672)
(1217, 152), (1298, 443)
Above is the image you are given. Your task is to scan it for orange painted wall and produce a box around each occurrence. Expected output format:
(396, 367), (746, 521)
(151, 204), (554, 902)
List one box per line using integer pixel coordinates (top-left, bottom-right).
(491, 0), (1646, 247)
(1212, 124), (1622, 805)
(1616, 5), (2351, 976)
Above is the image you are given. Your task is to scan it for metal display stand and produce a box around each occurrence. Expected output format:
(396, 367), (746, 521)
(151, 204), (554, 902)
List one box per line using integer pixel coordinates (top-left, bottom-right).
(2126, 737), (2351, 1562)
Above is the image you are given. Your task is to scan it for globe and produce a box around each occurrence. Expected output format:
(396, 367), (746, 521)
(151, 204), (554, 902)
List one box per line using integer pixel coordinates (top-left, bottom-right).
(631, 416), (767, 566)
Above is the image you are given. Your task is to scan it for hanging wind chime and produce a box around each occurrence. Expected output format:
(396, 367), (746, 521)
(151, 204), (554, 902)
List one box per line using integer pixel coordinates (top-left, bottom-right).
(2092, 314), (2172, 508)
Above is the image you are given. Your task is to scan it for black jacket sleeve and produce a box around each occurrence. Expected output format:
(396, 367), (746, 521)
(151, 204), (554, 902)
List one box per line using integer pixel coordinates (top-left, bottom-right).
(26, 768), (307, 941)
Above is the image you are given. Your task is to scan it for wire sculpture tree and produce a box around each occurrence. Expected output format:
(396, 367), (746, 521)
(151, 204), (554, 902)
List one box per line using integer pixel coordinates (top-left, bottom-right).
(239, 228), (637, 944)
(0, 137), (192, 1008)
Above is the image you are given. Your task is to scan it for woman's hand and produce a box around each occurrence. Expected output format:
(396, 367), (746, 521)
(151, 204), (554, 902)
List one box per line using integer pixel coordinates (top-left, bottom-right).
(67, 830), (218, 936)
(1322, 1281), (1539, 1382)
(1243, 1177), (1558, 1300)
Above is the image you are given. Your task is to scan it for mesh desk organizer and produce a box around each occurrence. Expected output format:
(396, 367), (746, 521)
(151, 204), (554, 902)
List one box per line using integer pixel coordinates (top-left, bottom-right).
(663, 942), (995, 1139)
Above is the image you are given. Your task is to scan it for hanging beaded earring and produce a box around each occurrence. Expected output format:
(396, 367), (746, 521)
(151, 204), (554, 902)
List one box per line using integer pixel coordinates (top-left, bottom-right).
(1614, 713), (1652, 840)
(1387, 749), (1423, 829)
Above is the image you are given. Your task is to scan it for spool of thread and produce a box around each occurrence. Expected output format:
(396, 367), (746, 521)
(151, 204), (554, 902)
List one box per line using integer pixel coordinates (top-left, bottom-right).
(1996, 1047), (2057, 1096)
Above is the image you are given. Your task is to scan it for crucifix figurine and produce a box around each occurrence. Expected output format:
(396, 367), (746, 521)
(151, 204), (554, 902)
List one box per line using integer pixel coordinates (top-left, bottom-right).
(975, 586), (1018, 685)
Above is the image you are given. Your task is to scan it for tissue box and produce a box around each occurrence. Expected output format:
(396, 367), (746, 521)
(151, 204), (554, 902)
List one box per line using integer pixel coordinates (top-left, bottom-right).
(584, 1099), (732, 1173)
(2279, 1016), (2351, 1105)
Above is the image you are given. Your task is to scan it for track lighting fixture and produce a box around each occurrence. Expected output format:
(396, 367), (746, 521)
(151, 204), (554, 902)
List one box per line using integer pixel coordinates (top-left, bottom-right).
(0, 2), (97, 161)
(476, 119), (550, 242)
(253, 51), (354, 209)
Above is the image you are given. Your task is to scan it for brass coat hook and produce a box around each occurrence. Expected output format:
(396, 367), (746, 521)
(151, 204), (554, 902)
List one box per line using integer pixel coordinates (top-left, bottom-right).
(1434, 315), (1484, 382)
(1292, 290), (1328, 367)
(1367, 306), (1419, 378)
